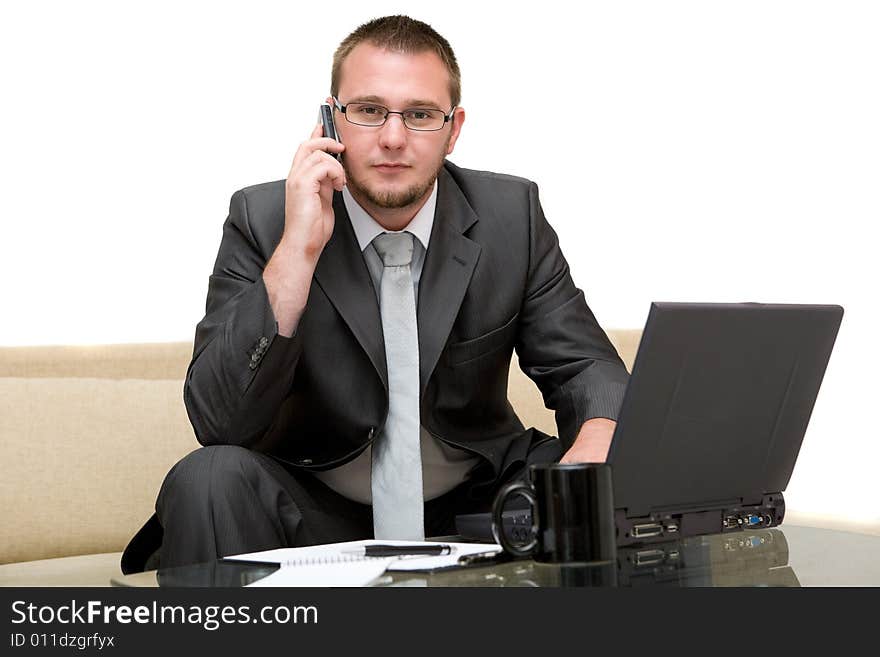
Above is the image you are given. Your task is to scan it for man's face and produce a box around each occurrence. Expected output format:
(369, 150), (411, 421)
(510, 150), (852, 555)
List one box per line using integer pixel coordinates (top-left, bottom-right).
(331, 43), (464, 212)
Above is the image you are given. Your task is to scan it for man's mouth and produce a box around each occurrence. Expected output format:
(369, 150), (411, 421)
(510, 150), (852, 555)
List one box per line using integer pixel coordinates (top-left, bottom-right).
(373, 163), (410, 172)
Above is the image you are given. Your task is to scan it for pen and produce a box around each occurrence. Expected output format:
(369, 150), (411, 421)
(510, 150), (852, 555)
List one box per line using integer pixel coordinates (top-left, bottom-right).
(342, 544), (454, 557)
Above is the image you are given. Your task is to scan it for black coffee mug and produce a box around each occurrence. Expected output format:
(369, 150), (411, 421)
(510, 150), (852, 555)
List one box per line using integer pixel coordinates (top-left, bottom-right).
(491, 463), (617, 563)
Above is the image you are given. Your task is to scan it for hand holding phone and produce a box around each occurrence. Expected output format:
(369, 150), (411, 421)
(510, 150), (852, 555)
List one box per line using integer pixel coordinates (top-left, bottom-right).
(263, 108), (346, 337)
(278, 113), (345, 256)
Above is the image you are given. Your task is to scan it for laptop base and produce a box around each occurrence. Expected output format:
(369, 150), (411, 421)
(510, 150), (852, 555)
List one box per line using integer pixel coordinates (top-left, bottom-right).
(454, 494), (785, 547)
(616, 493), (786, 547)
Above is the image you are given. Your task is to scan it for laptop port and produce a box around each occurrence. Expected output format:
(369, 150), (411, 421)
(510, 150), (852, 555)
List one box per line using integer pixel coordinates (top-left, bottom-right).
(665, 522), (679, 533)
(723, 516), (742, 529)
(633, 549), (666, 566)
(743, 514), (765, 528)
(632, 523), (664, 538)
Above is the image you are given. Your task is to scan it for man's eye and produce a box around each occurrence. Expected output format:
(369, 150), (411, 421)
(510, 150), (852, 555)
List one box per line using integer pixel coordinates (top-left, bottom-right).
(358, 105), (382, 115)
(407, 111), (430, 120)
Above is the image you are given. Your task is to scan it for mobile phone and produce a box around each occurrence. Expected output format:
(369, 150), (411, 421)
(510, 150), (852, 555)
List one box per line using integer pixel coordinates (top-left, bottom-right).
(319, 103), (341, 160)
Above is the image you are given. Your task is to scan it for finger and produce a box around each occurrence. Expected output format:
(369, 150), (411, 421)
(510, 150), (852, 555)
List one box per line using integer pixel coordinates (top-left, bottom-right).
(291, 137), (345, 174)
(314, 137), (345, 154)
(294, 123), (325, 169)
(291, 132), (321, 173)
(305, 147), (346, 170)
(291, 121), (331, 173)
(298, 152), (347, 192)
(315, 152), (347, 191)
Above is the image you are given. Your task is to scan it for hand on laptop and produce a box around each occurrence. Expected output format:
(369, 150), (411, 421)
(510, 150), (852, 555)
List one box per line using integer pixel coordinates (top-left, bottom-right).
(559, 418), (616, 464)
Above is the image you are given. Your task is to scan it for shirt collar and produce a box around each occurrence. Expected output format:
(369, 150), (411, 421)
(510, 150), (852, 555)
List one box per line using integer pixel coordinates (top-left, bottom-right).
(343, 180), (437, 253)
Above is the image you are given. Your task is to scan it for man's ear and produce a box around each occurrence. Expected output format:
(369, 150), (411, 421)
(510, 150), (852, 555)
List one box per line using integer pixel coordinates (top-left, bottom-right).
(446, 107), (466, 155)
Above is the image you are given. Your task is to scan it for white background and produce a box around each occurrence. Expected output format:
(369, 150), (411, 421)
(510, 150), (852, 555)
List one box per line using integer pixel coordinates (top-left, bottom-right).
(1, 1), (877, 522)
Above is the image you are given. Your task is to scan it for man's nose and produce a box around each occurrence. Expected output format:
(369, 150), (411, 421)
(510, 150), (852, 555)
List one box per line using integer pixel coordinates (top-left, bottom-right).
(378, 114), (408, 149)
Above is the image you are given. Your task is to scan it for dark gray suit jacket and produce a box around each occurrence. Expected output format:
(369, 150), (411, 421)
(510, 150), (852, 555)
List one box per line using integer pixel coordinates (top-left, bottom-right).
(183, 159), (629, 491)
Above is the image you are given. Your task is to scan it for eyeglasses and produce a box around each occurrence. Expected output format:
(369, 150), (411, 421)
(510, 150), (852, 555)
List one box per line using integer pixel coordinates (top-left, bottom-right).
(332, 97), (455, 131)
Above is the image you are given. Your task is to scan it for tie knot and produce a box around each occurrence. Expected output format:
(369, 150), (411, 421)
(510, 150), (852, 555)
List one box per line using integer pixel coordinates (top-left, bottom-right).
(373, 232), (414, 267)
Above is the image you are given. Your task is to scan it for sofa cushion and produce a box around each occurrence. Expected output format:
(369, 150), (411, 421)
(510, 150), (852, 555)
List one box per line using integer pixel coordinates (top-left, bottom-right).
(0, 377), (197, 564)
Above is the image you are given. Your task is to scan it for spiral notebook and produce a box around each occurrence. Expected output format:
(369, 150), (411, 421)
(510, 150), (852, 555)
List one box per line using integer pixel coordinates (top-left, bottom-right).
(245, 558), (395, 587)
(225, 539), (502, 585)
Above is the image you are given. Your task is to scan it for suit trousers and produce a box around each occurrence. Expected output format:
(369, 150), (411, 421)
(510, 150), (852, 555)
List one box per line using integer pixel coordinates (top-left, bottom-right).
(121, 428), (563, 574)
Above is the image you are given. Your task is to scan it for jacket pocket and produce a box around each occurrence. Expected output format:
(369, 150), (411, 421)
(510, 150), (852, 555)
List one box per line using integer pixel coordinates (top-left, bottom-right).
(445, 313), (519, 366)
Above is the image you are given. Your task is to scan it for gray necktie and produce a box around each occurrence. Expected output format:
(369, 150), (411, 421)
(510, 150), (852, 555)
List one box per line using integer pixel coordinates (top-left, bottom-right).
(371, 232), (424, 540)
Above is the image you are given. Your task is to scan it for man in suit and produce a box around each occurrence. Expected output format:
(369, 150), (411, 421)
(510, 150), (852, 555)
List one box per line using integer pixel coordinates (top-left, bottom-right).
(122, 15), (629, 574)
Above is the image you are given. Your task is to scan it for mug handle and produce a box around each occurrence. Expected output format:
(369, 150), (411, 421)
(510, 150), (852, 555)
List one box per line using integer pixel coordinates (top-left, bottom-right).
(491, 480), (539, 557)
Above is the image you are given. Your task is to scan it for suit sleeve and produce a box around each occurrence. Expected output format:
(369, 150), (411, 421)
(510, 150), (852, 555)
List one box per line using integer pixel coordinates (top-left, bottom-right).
(183, 189), (305, 447)
(515, 182), (629, 448)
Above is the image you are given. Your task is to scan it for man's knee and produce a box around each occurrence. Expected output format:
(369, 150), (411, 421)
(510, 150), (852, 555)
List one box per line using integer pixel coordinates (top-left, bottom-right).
(158, 445), (266, 510)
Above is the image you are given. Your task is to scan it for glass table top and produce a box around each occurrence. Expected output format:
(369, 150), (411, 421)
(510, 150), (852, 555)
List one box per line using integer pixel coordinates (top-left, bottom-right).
(112, 524), (880, 588)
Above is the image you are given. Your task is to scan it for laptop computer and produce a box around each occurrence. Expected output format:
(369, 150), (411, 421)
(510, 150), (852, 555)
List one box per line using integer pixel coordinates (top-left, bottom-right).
(456, 302), (844, 547)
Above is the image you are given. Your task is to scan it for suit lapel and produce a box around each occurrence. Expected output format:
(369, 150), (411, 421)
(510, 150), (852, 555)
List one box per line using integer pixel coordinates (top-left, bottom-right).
(312, 164), (481, 399)
(417, 165), (481, 399)
(313, 193), (388, 390)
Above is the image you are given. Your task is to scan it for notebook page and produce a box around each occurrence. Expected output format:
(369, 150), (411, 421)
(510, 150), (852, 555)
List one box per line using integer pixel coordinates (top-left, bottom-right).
(246, 558), (394, 587)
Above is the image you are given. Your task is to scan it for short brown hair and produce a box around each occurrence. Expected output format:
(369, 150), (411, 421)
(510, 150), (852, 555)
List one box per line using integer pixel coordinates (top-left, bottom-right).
(331, 15), (461, 109)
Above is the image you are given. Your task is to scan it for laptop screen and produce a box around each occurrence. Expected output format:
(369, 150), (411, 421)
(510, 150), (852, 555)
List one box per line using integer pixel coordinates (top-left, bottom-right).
(608, 302), (843, 518)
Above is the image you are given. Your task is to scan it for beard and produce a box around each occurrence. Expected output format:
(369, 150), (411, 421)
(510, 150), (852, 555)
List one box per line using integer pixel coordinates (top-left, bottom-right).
(345, 159), (444, 209)
(349, 174), (435, 209)
(343, 133), (450, 210)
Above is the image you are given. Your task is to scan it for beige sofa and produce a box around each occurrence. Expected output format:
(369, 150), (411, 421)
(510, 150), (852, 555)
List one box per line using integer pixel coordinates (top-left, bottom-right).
(0, 331), (643, 586)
